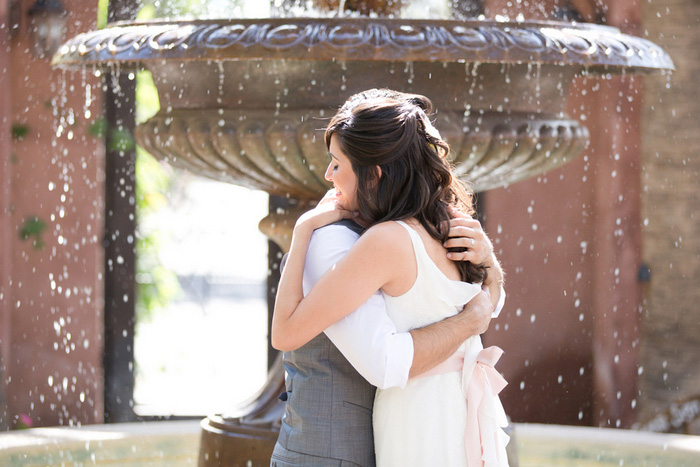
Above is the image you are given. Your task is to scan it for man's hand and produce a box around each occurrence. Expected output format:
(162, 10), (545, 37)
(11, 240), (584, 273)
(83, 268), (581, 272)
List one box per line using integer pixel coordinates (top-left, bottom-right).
(456, 289), (493, 336)
(445, 208), (504, 312)
(444, 209), (494, 266)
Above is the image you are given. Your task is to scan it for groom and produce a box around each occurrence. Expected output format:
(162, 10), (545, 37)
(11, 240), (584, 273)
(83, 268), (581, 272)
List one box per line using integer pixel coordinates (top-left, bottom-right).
(270, 216), (504, 467)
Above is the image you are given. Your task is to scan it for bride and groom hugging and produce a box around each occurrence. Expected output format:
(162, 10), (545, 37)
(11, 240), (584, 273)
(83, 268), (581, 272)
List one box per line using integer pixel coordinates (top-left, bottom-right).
(270, 89), (510, 467)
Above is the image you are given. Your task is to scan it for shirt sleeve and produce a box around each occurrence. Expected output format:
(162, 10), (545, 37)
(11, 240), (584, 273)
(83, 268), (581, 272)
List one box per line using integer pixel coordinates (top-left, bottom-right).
(304, 224), (414, 389)
(491, 285), (506, 318)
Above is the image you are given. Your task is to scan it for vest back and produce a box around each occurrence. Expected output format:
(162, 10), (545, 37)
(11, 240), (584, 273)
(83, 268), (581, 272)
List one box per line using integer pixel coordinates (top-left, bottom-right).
(276, 332), (376, 466)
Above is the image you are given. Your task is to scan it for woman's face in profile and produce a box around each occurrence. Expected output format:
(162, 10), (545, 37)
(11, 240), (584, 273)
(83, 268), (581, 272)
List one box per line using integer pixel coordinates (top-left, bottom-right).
(325, 134), (359, 212)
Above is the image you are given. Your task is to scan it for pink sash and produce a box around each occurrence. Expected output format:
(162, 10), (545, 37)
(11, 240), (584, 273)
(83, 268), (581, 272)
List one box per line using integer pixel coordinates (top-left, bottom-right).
(415, 346), (510, 467)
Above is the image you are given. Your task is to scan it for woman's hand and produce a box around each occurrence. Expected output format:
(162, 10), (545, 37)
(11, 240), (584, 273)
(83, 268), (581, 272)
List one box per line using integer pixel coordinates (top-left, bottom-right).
(294, 191), (357, 235)
(317, 188), (340, 206)
(444, 209), (494, 266)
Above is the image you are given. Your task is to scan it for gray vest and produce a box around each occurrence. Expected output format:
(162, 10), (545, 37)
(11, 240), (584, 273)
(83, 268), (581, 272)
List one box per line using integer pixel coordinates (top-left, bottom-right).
(275, 221), (376, 466)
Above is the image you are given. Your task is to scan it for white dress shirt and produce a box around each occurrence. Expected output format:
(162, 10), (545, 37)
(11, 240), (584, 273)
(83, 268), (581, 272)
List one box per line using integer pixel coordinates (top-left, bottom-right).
(303, 223), (505, 390)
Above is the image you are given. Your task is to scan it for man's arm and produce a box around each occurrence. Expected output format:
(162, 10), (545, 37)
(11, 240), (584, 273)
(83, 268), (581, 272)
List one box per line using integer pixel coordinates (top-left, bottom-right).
(408, 290), (493, 378)
(307, 225), (500, 389)
(305, 225), (413, 389)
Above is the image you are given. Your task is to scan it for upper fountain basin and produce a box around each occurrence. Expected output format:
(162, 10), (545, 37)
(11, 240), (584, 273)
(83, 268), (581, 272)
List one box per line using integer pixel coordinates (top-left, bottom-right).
(49, 17), (673, 198)
(52, 18), (674, 73)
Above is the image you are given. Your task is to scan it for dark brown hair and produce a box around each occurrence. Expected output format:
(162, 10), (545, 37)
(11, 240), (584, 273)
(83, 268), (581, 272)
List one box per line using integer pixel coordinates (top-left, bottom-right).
(325, 89), (486, 284)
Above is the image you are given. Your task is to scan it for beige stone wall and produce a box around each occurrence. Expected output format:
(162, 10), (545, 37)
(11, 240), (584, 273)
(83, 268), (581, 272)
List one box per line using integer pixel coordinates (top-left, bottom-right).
(638, 0), (700, 434)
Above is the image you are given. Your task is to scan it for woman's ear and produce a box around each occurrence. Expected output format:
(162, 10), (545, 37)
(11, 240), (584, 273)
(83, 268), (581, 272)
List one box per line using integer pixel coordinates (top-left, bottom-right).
(376, 165), (382, 179)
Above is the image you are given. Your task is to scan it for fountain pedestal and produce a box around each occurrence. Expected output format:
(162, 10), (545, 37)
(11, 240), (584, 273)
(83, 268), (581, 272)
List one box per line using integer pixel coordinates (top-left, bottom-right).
(198, 356), (285, 465)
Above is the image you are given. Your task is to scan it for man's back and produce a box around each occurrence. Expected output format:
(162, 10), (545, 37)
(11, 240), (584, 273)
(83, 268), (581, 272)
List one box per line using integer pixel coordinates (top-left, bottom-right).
(274, 331), (376, 466)
(272, 220), (376, 466)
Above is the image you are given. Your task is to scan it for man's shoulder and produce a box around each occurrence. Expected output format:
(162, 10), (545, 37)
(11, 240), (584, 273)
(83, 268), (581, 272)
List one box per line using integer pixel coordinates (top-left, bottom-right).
(311, 220), (363, 244)
(305, 221), (364, 271)
(332, 219), (365, 235)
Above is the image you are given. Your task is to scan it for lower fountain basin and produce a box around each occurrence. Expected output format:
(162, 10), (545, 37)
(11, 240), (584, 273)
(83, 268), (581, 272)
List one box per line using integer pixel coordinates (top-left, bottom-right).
(0, 420), (200, 466)
(1, 421), (698, 466)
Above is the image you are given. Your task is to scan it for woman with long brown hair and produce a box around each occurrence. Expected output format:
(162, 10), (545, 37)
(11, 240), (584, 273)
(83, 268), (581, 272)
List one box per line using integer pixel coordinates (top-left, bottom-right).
(272, 89), (509, 466)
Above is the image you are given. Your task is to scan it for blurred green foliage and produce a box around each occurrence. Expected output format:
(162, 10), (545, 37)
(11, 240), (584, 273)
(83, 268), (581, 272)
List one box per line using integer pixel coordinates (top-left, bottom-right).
(87, 67), (180, 321)
(137, 0), (221, 19)
(11, 124), (29, 141)
(92, 2), (181, 322)
(134, 70), (181, 322)
(88, 117), (108, 138)
(97, 0), (108, 29)
(108, 126), (136, 152)
(18, 216), (47, 250)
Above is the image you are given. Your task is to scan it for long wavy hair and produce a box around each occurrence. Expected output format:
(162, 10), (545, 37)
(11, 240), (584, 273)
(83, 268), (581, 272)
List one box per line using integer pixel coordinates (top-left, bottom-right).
(324, 89), (487, 284)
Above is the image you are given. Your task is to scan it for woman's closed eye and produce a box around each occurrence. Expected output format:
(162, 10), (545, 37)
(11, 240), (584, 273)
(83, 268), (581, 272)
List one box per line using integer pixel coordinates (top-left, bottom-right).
(326, 154), (339, 171)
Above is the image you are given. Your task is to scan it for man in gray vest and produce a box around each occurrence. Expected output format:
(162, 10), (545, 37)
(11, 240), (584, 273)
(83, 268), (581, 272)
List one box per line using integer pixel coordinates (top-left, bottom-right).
(270, 216), (504, 467)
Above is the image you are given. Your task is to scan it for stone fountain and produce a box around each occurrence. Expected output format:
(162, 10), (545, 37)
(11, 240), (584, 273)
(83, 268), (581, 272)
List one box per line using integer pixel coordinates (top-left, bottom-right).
(52, 0), (672, 465)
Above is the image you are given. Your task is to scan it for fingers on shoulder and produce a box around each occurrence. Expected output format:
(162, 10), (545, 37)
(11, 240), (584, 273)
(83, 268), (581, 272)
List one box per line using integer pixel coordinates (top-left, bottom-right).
(448, 207), (472, 219)
(444, 236), (477, 249)
(447, 249), (479, 263)
(449, 216), (482, 229)
(448, 219), (483, 237)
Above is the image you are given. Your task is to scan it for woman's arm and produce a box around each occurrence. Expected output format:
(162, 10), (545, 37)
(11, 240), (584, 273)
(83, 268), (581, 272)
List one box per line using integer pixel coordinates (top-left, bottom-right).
(271, 210), (404, 351)
(301, 223), (496, 388)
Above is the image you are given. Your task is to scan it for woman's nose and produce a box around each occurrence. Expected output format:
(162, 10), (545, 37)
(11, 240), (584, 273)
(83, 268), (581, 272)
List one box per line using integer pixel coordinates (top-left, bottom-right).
(324, 162), (333, 182)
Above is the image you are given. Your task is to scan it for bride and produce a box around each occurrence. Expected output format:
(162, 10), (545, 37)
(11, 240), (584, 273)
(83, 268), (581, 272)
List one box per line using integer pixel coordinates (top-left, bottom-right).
(272, 89), (509, 466)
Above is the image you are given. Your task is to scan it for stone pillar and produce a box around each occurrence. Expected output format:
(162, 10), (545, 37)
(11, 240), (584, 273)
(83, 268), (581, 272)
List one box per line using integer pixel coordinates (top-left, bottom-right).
(587, 74), (644, 429)
(102, 0), (139, 423)
(638, 0), (700, 435)
(3, 0), (104, 427)
(581, 1), (645, 430)
(0, 0), (12, 431)
(102, 71), (137, 423)
(483, 0), (646, 429)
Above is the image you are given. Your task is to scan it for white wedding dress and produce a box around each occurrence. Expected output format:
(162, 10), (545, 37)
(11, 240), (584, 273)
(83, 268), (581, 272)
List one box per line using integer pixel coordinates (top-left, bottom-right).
(373, 221), (510, 467)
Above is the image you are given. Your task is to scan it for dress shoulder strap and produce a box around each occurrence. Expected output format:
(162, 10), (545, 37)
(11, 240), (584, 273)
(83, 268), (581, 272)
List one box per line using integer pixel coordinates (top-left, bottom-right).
(394, 220), (482, 306)
(394, 220), (429, 266)
(394, 220), (422, 249)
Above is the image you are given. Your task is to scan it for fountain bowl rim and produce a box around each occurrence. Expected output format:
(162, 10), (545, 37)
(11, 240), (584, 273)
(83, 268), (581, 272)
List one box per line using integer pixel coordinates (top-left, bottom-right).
(51, 17), (674, 74)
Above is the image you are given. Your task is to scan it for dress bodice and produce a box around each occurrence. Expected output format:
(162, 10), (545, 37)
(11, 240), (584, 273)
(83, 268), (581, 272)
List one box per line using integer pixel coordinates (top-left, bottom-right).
(382, 220), (482, 332)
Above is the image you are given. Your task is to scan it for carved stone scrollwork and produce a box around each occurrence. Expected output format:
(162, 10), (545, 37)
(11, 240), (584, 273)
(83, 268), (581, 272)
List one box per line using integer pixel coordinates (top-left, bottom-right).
(53, 19), (673, 73)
